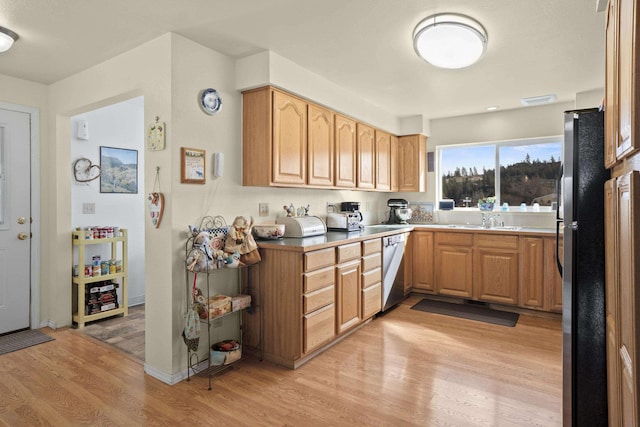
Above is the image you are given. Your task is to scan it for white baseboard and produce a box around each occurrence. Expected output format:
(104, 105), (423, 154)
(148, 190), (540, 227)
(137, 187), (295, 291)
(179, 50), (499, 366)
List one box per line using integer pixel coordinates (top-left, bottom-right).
(144, 363), (189, 385)
(39, 320), (57, 329)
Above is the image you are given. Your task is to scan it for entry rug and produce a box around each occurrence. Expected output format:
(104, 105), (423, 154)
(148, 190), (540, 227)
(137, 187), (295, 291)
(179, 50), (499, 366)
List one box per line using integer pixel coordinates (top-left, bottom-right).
(0, 329), (55, 356)
(411, 299), (519, 327)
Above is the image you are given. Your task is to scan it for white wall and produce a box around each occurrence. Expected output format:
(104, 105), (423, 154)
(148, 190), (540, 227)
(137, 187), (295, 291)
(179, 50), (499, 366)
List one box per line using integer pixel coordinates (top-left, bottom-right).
(70, 97), (146, 306)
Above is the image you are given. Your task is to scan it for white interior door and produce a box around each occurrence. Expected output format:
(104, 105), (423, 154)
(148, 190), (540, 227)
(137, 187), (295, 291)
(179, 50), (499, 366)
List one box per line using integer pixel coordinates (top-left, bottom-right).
(0, 108), (31, 334)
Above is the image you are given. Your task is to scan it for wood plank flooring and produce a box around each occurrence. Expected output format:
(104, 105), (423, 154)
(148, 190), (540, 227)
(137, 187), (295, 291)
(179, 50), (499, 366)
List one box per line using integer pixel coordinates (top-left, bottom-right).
(0, 296), (561, 426)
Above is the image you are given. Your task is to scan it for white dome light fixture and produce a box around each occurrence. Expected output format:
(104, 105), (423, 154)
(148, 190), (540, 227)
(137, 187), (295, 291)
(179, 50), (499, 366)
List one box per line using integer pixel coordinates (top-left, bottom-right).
(0, 26), (19, 53)
(413, 13), (487, 69)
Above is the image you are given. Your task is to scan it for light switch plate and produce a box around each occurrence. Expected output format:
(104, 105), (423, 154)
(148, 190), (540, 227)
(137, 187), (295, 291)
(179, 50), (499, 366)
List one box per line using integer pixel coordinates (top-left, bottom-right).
(259, 202), (269, 216)
(82, 203), (95, 214)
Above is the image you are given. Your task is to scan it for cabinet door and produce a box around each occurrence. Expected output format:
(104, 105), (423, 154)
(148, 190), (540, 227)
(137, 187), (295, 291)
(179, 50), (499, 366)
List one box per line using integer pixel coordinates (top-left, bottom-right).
(334, 114), (357, 188)
(605, 177), (622, 427)
(412, 231), (434, 292)
(272, 90), (307, 185)
(390, 134), (399, 192)
(357, 123), (375, 189)
(375, 130), (391, 191)
(474, 247), (519, 305)
(435, 245), (473, 298)
(308, 103), (334, 187)
(398, 134), (426, 192)
(543, 237), (563, 313)
(519, 237), (544, 309)
(336, 260), (362, 334)
(605, 0), (619, 168)
(616, 0), (639, 161)
(617, 171), (640, 425)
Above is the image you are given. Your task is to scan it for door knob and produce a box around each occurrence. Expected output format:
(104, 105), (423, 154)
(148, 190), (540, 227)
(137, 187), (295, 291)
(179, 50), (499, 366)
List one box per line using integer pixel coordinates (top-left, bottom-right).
(18, 232), (28, 240)
(17, 217), (26, 224)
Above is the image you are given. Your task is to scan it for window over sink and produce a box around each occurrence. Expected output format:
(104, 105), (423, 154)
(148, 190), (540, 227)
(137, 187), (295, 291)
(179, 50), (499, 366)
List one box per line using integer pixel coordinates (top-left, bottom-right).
(437, 136), (562, 208)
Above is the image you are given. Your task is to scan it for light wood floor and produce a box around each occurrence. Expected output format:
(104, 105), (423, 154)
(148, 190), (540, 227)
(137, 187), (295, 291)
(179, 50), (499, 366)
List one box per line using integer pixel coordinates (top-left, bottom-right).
(0, 296), (561, 426)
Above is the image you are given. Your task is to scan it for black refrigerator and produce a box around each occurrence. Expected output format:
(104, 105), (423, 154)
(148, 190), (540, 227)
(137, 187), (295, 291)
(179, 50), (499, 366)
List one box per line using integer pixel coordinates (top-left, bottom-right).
(557, 108), (609, 426)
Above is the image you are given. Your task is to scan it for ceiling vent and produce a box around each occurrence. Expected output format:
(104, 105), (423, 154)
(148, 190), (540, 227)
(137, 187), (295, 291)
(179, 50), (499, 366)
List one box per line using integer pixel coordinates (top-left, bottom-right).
(521, 94), (557, 106)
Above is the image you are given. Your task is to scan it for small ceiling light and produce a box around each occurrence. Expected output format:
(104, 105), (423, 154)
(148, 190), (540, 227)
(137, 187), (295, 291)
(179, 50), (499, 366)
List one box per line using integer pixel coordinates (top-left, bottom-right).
(0, 26), (19, 53)
(413, 13), (488, 69)
(486, 106), (499, 111)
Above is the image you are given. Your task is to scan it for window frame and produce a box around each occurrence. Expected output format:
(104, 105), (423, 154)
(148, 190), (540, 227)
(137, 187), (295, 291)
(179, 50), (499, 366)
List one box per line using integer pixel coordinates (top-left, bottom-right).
(436, 135), (563, 209)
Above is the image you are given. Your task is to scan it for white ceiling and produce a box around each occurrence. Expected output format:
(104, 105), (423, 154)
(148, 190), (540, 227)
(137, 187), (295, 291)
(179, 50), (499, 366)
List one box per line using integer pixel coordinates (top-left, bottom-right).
(0, 0), (605, 120)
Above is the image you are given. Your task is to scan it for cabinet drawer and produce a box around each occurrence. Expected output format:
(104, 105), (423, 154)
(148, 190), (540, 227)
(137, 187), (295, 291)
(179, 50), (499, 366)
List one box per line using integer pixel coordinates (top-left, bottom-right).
(336, 242), (361, 263)
(362, 267), (382, 289)
(304, 285), (335, 314)
(305, 248), (335, 272)
(362, 282), (382, 319)
(304, 266), (335, 293)
(362, 252), (382, 272)
(435, 232), (473, 246)
(304, 304), (336, 353)
(362, 238), (381, 256)
(475, 234), (519, 250)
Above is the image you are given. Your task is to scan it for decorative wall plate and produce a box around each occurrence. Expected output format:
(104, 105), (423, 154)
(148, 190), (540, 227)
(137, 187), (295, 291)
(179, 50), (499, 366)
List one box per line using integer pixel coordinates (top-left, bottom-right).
(199, 88), (222, 115)
(147, 116), (166, 151)
(148, 192), (165, 228)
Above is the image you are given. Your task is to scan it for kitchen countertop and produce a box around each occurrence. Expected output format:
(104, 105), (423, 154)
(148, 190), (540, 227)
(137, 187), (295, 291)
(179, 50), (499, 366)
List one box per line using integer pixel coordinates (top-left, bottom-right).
(256, 225), (413, 252)
(256, 223), (556, 252)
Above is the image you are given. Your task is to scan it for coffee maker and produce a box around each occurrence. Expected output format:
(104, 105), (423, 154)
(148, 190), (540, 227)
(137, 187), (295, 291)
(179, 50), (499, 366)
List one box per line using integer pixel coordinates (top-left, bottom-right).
(386, 199), (411, 224)
(341, 201), (363, 227)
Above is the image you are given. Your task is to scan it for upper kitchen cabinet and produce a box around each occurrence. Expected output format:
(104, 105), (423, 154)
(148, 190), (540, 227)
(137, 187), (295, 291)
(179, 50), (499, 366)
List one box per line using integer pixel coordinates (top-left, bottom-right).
(334, 113), (357, 188)
(605, 0), (640, 166)
(375, 130), (392, 191)
(308, 104), (334, 187)
(390, 134), (399, 192)
(243, 86), (307, 187)
(398, 134), (427, 192)
(357, 123), (376, 189)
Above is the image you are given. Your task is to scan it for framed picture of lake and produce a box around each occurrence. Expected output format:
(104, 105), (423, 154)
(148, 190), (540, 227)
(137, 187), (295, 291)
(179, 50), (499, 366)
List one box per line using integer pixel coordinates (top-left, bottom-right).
(100, 146), (138, 193)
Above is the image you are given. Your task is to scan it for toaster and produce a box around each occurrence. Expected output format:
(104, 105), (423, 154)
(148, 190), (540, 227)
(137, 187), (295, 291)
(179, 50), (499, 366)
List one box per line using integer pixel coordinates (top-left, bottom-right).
(326, 212), (362, 232)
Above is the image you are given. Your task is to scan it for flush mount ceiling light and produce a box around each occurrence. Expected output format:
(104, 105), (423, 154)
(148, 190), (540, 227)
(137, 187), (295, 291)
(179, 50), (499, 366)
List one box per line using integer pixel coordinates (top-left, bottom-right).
(413, 13), (487, 69)
(0, 26), (19, 53)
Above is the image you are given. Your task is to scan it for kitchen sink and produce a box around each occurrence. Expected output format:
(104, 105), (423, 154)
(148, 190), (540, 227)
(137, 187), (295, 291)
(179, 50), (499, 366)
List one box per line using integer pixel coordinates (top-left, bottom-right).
(445, 224), (522, 231)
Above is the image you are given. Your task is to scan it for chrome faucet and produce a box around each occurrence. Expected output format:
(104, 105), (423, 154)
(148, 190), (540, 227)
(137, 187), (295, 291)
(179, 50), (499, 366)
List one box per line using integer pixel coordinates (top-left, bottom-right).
(481, 213), (503, 228)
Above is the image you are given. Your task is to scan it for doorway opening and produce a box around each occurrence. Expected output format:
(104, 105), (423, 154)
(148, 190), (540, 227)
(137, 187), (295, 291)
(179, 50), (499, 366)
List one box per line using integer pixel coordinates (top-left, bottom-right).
(70, 96), (146, 361)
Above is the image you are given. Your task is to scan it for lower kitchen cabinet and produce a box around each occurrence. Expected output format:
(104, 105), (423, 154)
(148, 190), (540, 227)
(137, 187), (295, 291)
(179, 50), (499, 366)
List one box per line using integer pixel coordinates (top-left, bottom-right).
(435, 232), (473, 298)
(519, 236), (563, 312)
(253, 237), (389, 369)
(361, 238), (382, 319)
(412, 230), (434, 293)
(335, 261), (361, 334)
(474, 234), (519, 305)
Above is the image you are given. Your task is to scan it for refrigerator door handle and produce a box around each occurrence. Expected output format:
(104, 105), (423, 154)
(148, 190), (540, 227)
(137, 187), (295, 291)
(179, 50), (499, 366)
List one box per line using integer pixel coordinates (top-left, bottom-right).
(556, 163), (563, 222)
(556, 219), (563, 277)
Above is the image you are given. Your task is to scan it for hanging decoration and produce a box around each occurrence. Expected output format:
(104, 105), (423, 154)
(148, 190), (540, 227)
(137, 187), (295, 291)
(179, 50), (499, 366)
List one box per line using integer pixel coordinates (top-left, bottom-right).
(148, 167), (165, 228)
(146, 116), (166, 151)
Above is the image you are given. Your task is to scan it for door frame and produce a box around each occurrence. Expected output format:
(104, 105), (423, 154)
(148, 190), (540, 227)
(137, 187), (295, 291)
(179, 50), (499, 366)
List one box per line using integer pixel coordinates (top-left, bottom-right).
(0, 101), (40, 330)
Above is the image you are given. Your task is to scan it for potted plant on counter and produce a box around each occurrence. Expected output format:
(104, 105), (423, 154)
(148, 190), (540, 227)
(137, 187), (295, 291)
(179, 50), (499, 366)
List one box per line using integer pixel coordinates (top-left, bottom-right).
(478, 196), (496, 211)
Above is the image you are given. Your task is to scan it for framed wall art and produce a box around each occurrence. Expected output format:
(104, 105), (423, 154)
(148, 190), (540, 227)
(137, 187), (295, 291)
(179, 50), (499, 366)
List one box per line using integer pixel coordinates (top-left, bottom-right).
(100, 146), (138, 193)
(181, 147), (206, 184)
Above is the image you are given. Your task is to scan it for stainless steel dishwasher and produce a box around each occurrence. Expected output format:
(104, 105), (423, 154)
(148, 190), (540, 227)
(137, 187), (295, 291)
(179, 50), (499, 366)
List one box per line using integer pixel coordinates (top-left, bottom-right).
(381, 232), (407, 311)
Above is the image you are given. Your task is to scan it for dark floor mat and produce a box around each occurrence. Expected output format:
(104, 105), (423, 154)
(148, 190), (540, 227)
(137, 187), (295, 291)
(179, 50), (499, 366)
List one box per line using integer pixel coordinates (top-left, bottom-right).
(0, 329), (55, 355)
(411, 299), (519, 327)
